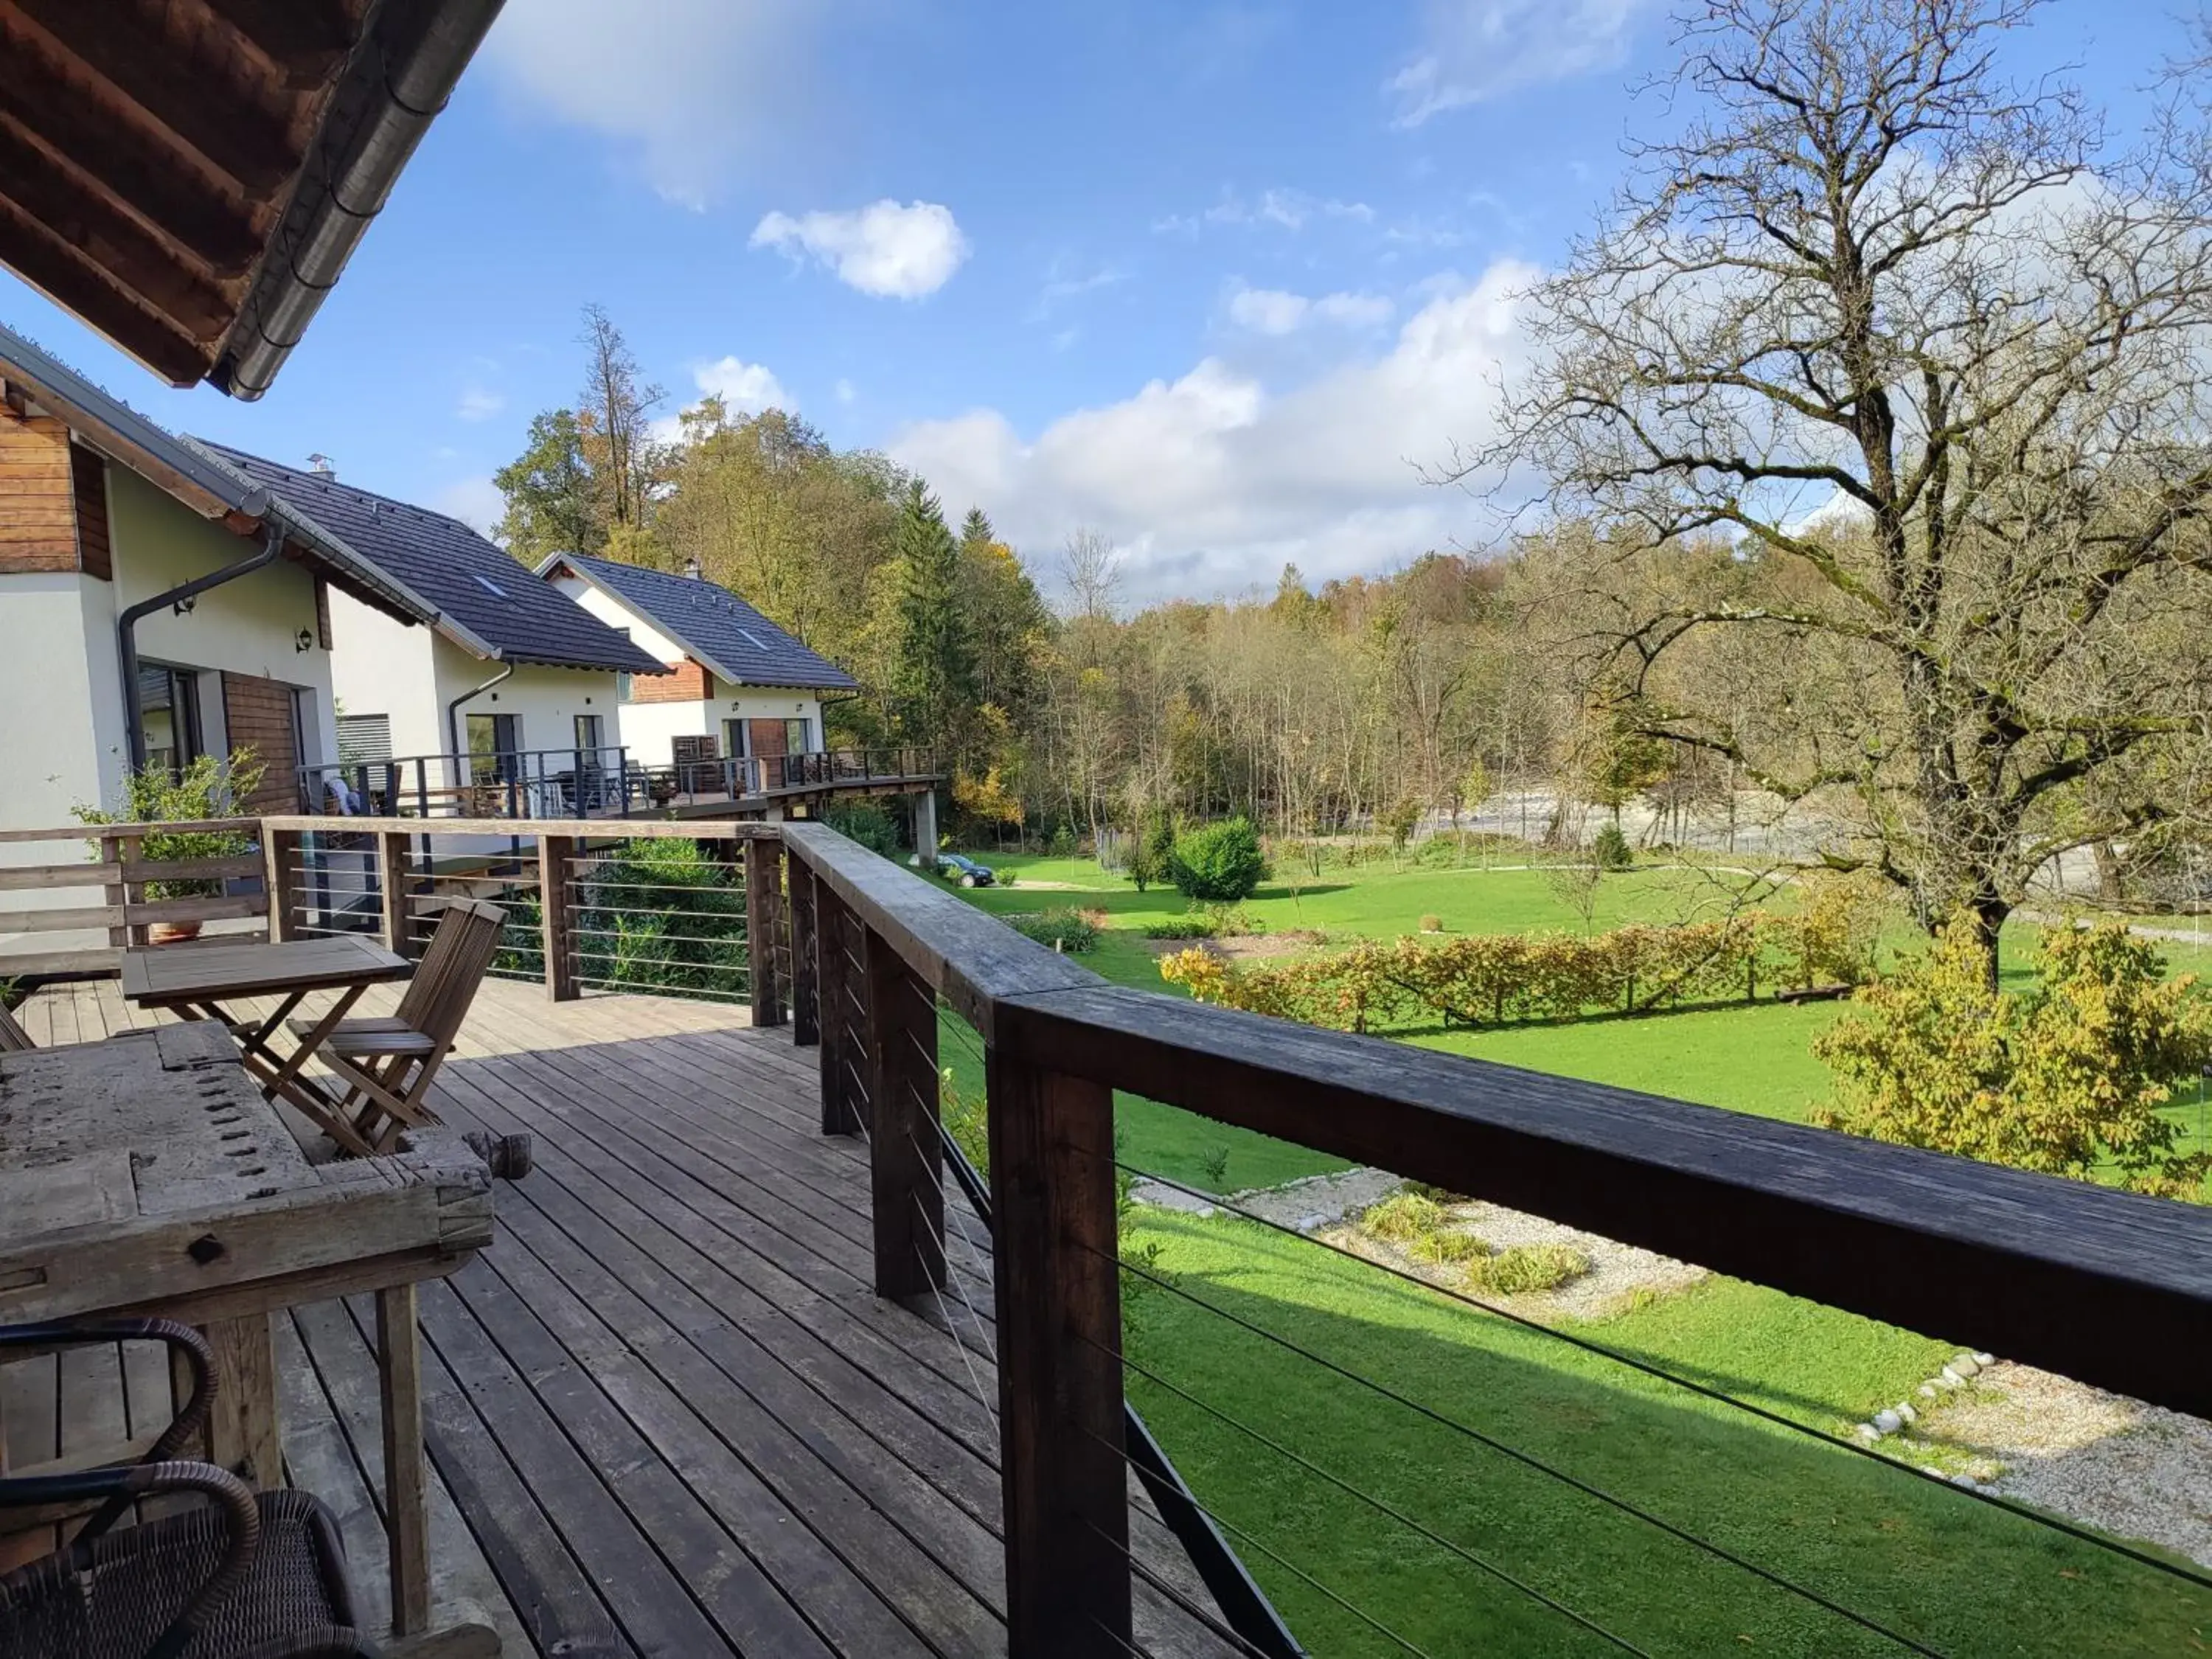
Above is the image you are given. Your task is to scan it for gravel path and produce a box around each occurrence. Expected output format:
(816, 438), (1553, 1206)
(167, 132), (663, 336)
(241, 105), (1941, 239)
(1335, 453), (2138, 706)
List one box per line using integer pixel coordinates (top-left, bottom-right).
(1129, 1168), (1708, 1320)
(1917, 1363), (2212, 1569)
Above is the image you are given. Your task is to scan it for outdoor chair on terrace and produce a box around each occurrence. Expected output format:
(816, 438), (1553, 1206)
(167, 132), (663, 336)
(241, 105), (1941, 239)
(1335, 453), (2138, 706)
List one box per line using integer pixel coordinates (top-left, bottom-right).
(0, 1318), (371, 1658)
(0, 1000), (32, 1051)
(282, 897), (507, 1155)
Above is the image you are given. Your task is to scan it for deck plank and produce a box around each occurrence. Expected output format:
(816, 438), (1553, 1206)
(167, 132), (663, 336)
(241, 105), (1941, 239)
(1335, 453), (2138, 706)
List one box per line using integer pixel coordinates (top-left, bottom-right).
(13, 975), (1253, 1659)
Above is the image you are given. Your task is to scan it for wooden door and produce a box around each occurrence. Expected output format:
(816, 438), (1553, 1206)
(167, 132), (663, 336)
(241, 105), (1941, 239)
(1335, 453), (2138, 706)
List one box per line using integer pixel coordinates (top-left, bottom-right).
(220, 672), (302, 813)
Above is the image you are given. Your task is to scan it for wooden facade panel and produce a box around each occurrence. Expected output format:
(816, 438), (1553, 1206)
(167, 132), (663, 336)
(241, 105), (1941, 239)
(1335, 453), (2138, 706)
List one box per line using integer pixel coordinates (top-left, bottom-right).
(220, 672), (301, 813)
(748, 718), (789, 760)
(630, 658), (710, 704)
(69, 445), (108, 579)
(0, 406), (74, 572)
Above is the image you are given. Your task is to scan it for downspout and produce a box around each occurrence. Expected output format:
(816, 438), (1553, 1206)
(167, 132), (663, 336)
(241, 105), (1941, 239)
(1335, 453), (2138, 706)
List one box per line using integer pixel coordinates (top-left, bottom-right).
(445, 661), (515, 783)
(119, 519), (282, 771)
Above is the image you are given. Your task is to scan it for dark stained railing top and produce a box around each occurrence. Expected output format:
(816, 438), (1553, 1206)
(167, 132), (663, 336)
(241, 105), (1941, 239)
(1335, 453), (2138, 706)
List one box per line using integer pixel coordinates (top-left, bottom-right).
(781, 821), (2212, 1423)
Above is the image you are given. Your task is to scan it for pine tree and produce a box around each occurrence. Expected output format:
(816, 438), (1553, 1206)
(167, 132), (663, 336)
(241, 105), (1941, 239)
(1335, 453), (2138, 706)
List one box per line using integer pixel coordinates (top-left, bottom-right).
(891, 481), (976, 755)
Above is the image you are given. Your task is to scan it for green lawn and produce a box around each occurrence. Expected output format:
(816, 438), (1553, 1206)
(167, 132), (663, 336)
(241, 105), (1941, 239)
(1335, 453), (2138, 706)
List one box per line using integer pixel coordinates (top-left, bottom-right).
(1126, 1210), (2212, 1657)
(928, 846), (2212, 1649)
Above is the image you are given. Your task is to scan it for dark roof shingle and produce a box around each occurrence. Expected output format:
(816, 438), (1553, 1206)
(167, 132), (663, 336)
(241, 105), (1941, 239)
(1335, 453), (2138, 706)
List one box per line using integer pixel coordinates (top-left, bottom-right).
(545, 552), (859, 692)
(201, 444), (664, 674)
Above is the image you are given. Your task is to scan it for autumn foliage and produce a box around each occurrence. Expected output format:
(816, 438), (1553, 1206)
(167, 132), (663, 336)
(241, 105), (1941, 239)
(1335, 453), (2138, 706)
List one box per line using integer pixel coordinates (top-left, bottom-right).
(1813, 921), (2212, 1197)
(1158, 888), (1878, 1035)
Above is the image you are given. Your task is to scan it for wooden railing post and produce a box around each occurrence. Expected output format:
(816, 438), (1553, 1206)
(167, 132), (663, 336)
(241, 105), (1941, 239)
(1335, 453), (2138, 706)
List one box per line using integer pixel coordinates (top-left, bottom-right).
(816, 886), (862, 1134)
(788, 858), (819, 1048)
(101, 832), (137, 947)
(540, 834), (576, 1001)
(263, 828), (301, 942)
(862, 924), (942, 1297)
(745, 836), (786, 1028)
(987, 1047), (1130, 1657)
(377, 831), (411, 956)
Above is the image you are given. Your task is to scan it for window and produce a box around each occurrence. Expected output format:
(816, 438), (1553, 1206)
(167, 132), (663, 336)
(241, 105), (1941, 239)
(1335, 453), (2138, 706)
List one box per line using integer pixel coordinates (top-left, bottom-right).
(785, 717), (812, 756)
(465, 712), (519, 783)
(471, 573), (507, 599)
(336, 713), (392, 766)
(136, 663), (202, 776)
(574, 714), (605, 757)
(617, 671), (633, 702)
(723, 719), (751, 759)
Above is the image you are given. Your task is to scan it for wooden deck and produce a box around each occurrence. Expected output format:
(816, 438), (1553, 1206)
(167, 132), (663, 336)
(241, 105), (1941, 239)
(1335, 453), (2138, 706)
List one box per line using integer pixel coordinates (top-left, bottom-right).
(4, 975), (1242, 1658)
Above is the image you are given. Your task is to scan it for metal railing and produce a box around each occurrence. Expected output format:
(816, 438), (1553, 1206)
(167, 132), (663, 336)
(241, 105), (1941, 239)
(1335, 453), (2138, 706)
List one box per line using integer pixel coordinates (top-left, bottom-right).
(296, 746), (938, 821)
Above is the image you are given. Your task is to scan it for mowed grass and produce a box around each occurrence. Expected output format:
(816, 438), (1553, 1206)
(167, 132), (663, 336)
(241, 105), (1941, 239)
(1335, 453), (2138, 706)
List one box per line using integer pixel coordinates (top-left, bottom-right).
(1125, 1210), (2212, 1658)
(932, 844), (2212, 1646)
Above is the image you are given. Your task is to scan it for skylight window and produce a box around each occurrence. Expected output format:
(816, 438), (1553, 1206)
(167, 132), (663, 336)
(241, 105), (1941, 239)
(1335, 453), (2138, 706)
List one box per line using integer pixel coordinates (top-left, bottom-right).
(738, 628), (768, 650)
(473, 574), (506, 598)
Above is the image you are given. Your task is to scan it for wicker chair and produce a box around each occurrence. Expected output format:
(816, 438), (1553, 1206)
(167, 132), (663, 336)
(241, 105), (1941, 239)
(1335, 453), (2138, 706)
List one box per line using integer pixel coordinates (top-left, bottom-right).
(0, 1319), (374, 1659)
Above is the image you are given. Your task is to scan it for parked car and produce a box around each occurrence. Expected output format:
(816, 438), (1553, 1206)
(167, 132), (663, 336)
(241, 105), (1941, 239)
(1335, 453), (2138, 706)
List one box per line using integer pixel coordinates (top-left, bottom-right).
(937, 853), (996, 888)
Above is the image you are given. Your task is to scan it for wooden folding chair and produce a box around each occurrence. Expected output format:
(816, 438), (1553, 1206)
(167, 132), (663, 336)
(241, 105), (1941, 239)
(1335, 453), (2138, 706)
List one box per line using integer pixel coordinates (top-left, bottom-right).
(0, 1001), (33, 1052)
(282, 897), (507, 1155)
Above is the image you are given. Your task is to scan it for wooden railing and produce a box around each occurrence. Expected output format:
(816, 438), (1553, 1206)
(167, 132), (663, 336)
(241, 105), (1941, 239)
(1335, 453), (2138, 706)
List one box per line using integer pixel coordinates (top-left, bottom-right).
(0, 819), (268, 976)
(773, 818), (2212, 1658)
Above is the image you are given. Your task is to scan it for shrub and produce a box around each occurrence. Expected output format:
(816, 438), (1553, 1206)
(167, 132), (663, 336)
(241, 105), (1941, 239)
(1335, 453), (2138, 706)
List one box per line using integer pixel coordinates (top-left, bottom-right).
(1813, 918), (2212, 1195)
(1144, 917), (1218, 941)
(1418, 914), (1444, 934)
(1199, 1144), (1231, 1190)
(1379, 798), (1422, 852)
(1467, 1243), (1589, 1295)
(1591, 821), (1634, 871)
(74, 751), (265, 899)
(1048, 822), (1079, 858)
(1359, 1192), (1444, 1242)
(1203, 902), (1257, 937)
(1004, 908), (1099, 953)
(571, 838), (748, 998)
(1169, 818), (1269, 903)
(824, 802), (900, 857)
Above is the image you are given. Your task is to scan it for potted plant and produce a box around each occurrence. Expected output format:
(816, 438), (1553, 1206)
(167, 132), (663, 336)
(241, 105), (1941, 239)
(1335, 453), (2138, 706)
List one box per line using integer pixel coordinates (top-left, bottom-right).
(75, 751), (266, 944)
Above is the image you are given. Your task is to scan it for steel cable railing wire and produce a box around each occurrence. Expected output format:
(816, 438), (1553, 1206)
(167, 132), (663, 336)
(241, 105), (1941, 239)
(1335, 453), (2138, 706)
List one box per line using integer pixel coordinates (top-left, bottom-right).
(1089, 1334), (1655, 1657)
(1077, 1517), (1279, 1659)
(1120, 1163), (2212, 1599)
(1091, 1239), (1947, 1658)
(1081, 1499), (1437, 1659)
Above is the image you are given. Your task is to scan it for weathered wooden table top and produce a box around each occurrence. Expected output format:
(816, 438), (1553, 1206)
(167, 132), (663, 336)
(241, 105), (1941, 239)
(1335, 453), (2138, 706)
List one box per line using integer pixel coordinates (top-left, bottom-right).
(119, 935), (411, 1004)
(0, 1024), (492, 1324)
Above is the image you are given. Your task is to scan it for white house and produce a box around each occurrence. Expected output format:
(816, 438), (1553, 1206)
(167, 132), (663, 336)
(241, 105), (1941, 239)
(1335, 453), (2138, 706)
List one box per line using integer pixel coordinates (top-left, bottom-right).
(537, 552), (858, 781)
(0, 327), (443, 836)
(205, 448), (668, 816)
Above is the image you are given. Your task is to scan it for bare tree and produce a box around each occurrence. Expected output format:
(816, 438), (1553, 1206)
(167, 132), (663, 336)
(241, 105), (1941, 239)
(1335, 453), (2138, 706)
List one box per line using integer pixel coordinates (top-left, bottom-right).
(1472, 0), (2212, 969)
(1059, 525), (1124, 621)
(577, 302), (665, 532)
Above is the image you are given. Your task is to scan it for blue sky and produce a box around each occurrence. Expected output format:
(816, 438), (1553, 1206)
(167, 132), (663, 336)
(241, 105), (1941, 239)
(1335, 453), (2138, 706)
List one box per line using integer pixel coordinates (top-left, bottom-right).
(0, 0), (2194, 601)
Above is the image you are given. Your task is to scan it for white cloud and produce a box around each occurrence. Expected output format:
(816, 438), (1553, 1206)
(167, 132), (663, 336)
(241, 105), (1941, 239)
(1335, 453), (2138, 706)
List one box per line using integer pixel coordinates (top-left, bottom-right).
(435, 475), (507, 538)
(1387, 0), (1650, 126)
(1156, 188), (1374, 237)
(693, 354), (787, 414)
(481, 0), (819, 206)
(1226, 285), (1394, 335)
(455, 385), (505, 422)
(751, 201), (969, 299)
(889, 261), (1537, 601)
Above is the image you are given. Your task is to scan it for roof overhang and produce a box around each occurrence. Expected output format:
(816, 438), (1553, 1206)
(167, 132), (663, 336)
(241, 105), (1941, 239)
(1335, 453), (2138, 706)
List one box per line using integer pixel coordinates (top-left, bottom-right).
(0, 0), (504, 397)
(536, 552), (827, 689)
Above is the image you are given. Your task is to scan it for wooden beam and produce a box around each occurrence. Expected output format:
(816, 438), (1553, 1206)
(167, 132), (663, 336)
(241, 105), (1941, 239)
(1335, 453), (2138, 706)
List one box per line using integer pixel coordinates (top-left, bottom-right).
(744, 837), (785, 1028)
(197, 0), (355, 88)
(378, 832), (413, 956)
(0, 120), (232, 330)
(0, 202), (210, 384)
(816, 886), (861, 1135)
(864, 925), (943, 1298)
(0, 96), (260, 277)
(378, 1281), (433, 1638)
(1, 0), (297, 194)
(787, 859), (819, 1048)
(986, 1048), (1130, 1658)
(200, 1313), (280, 1487)
(539, 835), (575, 1001)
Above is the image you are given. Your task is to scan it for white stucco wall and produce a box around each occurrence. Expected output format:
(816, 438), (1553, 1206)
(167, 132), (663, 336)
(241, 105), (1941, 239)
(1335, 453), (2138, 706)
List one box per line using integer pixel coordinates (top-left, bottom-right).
(0, 467), (341, 835)
(552, 575), (686, 664)
(327, 586), (443, 759)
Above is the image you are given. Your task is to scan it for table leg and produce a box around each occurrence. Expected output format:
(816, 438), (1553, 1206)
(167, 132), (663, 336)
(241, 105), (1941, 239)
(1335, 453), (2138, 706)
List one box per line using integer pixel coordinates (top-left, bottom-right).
(194, 1315), (281, 1489)
(265, 983), (366, 1097)
(379, 1282), (431, 1638)
(237, 991), (309, 1067)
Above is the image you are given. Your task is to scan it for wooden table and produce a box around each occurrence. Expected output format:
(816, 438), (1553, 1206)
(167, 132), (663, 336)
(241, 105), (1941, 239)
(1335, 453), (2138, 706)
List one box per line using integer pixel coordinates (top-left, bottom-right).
(0, 1022), (498, 1655)
(121, 934), (414, 1153)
